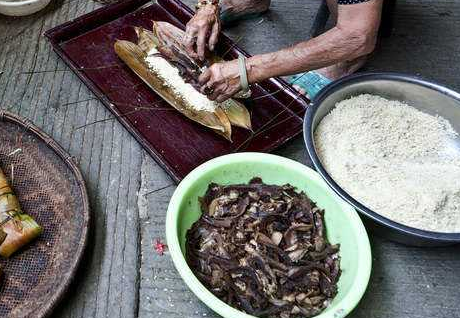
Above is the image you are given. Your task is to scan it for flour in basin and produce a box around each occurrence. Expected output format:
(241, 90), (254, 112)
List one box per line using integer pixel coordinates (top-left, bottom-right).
(315, 94), (460, 233)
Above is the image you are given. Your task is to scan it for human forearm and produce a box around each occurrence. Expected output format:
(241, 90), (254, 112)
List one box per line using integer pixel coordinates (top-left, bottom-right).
(198, 25), (376, 102)
(198, 0), (382, 102)
(246, 26), (375, 83)
(246, 0), (383, 83)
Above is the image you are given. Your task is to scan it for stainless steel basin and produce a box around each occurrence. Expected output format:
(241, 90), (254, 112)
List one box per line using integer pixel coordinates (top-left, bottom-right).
(304, 72), (460, 246)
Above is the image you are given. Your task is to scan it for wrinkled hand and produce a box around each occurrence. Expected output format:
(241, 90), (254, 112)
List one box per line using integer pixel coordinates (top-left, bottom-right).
(199, 60), (242, 103)
(183, 4), (220, 60)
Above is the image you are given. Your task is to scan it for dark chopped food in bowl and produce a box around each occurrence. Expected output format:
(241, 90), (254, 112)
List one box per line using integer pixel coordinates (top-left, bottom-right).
(186, 178), (341, 318)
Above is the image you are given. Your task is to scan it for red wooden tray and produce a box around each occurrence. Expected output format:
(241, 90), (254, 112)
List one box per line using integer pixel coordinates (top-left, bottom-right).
(45, 0), (308, 182)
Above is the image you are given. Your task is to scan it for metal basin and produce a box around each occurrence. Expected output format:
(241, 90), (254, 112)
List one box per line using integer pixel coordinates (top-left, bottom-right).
(304, 72), (460, 246)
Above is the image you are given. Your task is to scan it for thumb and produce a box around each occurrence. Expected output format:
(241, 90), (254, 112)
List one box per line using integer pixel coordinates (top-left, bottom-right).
(199, 69), (212, 85)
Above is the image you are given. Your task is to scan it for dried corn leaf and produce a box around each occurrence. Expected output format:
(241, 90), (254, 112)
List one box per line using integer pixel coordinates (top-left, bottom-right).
(214, 107), (233, 141)
(114, 40), (233, 140)
(223, 101), (251, 130)
(149, 22), (252, 130)
(116, 22), (252, 140)
(0, 167), (42, 258)
(0, 214), (42, 258)
(135, 26), (160, 51)
(0, 229), (6, 246)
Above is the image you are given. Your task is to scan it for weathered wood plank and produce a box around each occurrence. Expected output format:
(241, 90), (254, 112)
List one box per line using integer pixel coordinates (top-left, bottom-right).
(0, 1), (143, 317)
(2, 0), (460, 318)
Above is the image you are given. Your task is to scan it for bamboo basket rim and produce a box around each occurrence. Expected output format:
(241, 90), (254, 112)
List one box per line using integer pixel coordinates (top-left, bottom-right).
(0, 110), (90, 318)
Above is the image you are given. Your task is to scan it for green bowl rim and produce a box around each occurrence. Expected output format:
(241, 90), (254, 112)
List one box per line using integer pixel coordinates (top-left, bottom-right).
(166, 152), (372, 318)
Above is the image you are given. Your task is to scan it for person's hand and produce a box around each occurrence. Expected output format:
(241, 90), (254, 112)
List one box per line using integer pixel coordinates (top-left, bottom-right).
(183, 4), (220, 61)
(199, 59), (242, 102)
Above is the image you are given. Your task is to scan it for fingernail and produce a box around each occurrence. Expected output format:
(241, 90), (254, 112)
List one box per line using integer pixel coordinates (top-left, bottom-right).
(210, 45), (215, 51)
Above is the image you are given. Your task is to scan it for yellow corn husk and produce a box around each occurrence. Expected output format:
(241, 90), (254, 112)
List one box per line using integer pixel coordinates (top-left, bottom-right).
(0, 167), (12, 196)
(114, 40), (233, 141)
(214, 107), (232, 140)
(135, 26), (160, 52)
(0, 228), (6, 246)
(223, 102), (252, 130)
(114, 22), (252, 141)
(0, 214), (42, 258)
(0, 167), (42, 258)
(152, 22), (252, 131)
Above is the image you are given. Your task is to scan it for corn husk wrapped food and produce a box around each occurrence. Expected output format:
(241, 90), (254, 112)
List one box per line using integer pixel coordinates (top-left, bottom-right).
(114, 21), (252, 141)
(0, 167), (42, 258)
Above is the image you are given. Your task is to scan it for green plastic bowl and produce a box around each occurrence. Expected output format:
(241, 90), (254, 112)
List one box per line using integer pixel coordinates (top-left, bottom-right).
(166, 153), (372, 318)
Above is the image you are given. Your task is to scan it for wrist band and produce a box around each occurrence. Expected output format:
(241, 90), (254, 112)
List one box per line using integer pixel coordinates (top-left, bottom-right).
(237, 54), (252, 99)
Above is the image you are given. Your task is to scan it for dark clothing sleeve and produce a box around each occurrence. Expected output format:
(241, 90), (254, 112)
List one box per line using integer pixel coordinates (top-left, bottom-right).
(337, 0), (372, 4)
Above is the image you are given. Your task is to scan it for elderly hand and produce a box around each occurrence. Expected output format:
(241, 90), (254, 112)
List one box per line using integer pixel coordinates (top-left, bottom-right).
(183, 4), (221, 61)
(198, 60), (242, 103)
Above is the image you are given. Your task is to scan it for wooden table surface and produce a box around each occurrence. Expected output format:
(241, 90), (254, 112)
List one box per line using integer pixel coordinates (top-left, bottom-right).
(0, 0), (459, 317)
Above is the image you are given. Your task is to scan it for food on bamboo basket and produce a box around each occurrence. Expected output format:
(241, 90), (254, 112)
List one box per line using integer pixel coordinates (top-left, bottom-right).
(0, 228), (6, 246)
(114, 21), (251, 141)
(0, 167), (42, 258)
(186, 178), (341, 318)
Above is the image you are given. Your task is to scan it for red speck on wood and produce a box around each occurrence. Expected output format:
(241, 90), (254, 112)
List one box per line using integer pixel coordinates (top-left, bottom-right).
(154, 239), (167, 255)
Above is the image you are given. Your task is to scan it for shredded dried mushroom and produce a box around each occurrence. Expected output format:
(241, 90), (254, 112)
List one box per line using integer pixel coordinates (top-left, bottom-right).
(186, 178), (341, 318)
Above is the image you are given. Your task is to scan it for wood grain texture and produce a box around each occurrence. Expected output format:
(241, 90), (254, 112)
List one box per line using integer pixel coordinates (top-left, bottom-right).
(1, 1), (143, 317)
(1, 0), (460, 317)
